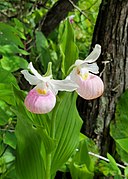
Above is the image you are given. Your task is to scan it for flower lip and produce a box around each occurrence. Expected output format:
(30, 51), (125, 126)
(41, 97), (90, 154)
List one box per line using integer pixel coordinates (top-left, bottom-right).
(24, 87), (56, 114)
(76, 73), (104, 100)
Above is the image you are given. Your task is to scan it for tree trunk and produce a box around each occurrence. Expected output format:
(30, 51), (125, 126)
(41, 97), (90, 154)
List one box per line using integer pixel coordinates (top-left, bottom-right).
(77, 0), (128, 156)
(40, 0), (79, 37)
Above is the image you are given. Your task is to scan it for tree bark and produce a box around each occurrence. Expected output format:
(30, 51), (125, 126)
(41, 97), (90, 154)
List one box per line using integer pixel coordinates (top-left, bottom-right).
(77, 0), (128, 156)
(40, 0), (78, 37)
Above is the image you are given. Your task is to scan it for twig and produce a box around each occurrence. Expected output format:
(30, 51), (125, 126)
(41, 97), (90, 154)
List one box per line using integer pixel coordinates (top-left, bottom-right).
(100, 60), (110, 77)
(68, 0), (94, 24)
(88, 151), (126, 169)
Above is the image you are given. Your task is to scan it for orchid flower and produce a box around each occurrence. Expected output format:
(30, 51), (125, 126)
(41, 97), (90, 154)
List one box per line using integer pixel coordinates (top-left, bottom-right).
(69, 44), (104, 100)
(69, 15), (75, 24)
(21, 62), (78, 114)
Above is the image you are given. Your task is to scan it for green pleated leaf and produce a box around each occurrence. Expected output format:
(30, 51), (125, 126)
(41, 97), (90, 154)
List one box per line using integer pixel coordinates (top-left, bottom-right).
(13, 86), (56, 179)
(13, 86), (82, 178)
(15, 118), (46, 179)
(110, 89), (128, 163)
(35, 31), (51, 72)
(51, 92), (83, 175)
(60, 20), (78, 77)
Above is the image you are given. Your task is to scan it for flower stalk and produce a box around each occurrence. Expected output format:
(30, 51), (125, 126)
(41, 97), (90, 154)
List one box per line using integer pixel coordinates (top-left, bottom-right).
(45, 153), (52, 179)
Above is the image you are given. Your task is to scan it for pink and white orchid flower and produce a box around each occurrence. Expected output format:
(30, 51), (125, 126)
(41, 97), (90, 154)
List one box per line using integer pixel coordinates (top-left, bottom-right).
(69, 44), (104, 100)
(21, 62), (78, 114)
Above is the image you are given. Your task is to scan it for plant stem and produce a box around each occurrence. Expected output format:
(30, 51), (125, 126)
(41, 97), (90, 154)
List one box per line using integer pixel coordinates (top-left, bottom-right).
(45, 153), (52, 179)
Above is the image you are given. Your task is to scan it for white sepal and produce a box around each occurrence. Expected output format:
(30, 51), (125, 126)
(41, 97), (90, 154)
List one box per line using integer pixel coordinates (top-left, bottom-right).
(49, 79), (78, 95)
(84, 44), (101, 63)
(21, 70), (41, 85)
(75, 44), (101, 66)
(80, 63), (99, 74)
(28, 62), (51, 82)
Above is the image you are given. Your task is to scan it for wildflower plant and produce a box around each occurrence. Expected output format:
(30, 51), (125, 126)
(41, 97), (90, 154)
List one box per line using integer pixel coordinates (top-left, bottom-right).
(13, 19), (104, 179)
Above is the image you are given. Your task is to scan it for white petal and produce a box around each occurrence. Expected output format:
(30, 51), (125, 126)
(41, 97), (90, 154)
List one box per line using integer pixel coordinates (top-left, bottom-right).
(74, 44), (101, 67)
(84, 44), (101, 63)
(21, 70), (41, 85)
(28, 62), (52, 82)
(81, 63), (99, 74)
(28, 62), (45, 81)
(49, 79), (78, 95)
(68, 68), (77, 81)
(75, 59), (84, 66)
(79, 68), (89, 76)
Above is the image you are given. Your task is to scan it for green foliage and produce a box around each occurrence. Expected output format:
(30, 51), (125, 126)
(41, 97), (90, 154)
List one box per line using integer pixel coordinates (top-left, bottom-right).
(0, 21), (25, 179)
(13, 85), (82, 179)
(0, 55), (28, 72)
(0, 22), (28, 72)
(0, 67), (18, 105)
(15, 115), (48, 179)
(51, 92), (82, 175)
(124, 166), (128, 178)
(98, 153), (122, 177)
(59, 20), (79, 77)
(0, 23), (24, 47)
(110, 90), (128, 164)
(35, 31), (51, 72)
(0, 148), (16, 179)
(71, 0), (101, 58)
(69, 135), (95, 179)
(0, 102), (16, 178)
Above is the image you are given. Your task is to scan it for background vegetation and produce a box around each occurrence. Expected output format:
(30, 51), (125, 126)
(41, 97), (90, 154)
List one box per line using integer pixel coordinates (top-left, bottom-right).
(1, 0), (128, 179)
